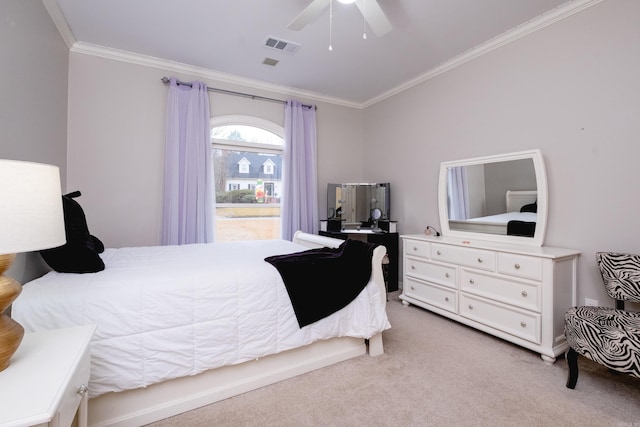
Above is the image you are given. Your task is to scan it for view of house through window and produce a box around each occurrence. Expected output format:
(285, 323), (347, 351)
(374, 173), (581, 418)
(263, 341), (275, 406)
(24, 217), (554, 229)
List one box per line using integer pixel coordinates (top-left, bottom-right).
(211, 119), (283, 241)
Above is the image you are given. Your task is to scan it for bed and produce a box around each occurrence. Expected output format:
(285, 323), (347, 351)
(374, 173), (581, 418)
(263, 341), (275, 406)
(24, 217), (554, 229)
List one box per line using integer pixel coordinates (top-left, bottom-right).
(449, 190), (537, 235)
(12, 231), (389, 427)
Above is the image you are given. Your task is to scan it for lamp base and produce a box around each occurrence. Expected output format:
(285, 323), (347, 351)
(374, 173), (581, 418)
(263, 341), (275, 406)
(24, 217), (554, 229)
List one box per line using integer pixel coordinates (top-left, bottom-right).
(0, 253), (25, 372)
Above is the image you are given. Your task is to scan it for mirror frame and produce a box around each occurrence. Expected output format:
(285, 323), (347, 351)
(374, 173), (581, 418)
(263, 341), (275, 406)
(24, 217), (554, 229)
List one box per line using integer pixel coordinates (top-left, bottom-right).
(438, 149), (548, 247)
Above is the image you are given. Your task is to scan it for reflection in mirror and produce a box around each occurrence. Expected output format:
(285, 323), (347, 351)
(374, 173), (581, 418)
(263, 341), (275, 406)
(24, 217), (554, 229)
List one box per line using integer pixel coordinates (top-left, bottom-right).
(438, 150), (547, 246)
(327, 183), (390, 228)
(327, 183), (341, 219)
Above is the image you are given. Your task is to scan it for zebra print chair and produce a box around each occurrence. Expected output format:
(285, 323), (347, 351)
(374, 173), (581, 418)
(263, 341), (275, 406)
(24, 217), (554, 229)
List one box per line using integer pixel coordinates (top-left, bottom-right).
(564, 252), (640, 389)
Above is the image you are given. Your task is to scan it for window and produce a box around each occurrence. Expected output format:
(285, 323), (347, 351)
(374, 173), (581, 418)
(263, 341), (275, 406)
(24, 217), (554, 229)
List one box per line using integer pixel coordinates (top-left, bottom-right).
(263, 159), (275, 175)
(238, 158), (250, 174)
(211, 116), (284, 242)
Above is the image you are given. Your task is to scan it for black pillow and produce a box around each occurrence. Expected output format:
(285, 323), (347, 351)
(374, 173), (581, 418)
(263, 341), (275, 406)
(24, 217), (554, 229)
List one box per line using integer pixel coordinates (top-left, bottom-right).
(520, 201), (537, 213)
(40, 191), (105, 273)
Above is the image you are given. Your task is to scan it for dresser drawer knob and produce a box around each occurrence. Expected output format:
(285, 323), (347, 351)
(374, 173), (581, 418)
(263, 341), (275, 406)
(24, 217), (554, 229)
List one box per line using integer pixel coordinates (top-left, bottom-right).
(413, 246), (418, 251)
(521, 290), (528, 297)
(77, 384), (89, 396)
(514, 263), (521, 270)
(477, 257), (483, 263)
(520, 321), (527, 328)
(469, 279), (475, 285)
(468, 304), (474, 310)
(410, 285), (415, 290)
(411, 265), (415, 270)
(445, 297), (450, 302)
(445, 273), (450, 278)
(436, 250), (442, 256)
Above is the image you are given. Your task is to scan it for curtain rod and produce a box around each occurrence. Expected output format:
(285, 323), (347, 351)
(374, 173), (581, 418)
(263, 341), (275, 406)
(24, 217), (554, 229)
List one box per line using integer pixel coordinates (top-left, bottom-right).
(160, 77), (315, 110)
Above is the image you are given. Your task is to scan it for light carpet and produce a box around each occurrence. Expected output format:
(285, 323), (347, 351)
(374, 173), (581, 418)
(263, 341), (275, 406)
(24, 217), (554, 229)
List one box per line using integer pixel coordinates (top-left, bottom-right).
(148, 293), (640, 426)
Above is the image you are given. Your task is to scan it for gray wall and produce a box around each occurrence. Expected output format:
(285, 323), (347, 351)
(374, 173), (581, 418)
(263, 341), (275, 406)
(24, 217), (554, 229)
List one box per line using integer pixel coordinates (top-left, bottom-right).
(484, 159), (536, 215)
(66, 53), (364, 248)
(0, 0), (68, 282)
(362, 0), (640, 308)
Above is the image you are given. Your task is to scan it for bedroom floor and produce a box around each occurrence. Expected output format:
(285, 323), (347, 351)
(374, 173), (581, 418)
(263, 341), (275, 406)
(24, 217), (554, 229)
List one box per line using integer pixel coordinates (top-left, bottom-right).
(147, 293), (640, 426)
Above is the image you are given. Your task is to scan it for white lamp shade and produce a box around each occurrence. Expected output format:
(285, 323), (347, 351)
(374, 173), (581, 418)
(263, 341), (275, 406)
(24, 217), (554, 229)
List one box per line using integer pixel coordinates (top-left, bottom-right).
(0, 159), (66, 255)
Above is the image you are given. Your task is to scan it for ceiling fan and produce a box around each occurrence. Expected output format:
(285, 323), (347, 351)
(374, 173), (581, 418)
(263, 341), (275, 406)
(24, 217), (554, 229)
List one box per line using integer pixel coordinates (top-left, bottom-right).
(288, 0), (392, 37)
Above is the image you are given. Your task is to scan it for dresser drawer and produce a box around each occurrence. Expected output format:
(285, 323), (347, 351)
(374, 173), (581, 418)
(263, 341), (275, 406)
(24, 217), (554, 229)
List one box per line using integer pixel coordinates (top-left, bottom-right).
(404, 277), (457, 313)
(460, 270), (541, 312)
(404, 239), (430, 259)
(57, 345), (91, 427)
(498, 253), (543, 281)
(459, 294), (541, 344)
(405, 257), (456, 288)
(431, 243), (495, 272)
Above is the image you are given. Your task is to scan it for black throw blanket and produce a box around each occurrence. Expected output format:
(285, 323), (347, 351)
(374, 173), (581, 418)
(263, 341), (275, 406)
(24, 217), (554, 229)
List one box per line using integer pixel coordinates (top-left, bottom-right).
(265, 239), (378, 328)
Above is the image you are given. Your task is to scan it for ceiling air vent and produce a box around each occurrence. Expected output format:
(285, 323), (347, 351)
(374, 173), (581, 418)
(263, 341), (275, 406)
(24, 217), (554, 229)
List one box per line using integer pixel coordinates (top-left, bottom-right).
(263, 57), (279, 67)
(264, 36), (300, 54)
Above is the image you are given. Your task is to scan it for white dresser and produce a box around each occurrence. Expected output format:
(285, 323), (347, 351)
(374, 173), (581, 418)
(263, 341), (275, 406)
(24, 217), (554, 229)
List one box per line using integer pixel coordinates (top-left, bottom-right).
(0, 325), (95, 427)
(399, 234), (580, 363)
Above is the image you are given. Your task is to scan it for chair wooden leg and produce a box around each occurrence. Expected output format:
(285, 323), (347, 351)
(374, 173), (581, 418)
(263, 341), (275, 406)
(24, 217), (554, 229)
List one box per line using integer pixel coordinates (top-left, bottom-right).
(566, 347), (579, 389)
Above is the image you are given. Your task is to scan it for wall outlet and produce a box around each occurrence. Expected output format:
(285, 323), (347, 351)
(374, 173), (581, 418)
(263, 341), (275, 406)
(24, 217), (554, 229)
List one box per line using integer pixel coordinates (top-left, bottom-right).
(585, 298), (599, 306)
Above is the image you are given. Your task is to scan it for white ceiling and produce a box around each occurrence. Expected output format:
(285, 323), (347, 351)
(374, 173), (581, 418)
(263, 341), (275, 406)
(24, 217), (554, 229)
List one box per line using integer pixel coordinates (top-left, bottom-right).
(48, 0), (582, 106)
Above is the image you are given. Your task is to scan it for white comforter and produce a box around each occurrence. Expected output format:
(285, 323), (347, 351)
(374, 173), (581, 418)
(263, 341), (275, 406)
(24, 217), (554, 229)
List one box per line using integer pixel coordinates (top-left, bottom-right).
(12, 240), (390, 398)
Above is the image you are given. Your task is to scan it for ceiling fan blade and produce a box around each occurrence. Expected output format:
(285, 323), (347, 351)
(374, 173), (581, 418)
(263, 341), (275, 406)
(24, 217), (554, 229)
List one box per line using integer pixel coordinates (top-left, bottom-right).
(355, 0), (392, 37)
(288, 0), (330, 31)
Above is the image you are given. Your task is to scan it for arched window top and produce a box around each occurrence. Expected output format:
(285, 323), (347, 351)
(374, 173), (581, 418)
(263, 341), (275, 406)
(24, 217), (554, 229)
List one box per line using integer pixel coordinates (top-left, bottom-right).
(211, 115), (283, 147)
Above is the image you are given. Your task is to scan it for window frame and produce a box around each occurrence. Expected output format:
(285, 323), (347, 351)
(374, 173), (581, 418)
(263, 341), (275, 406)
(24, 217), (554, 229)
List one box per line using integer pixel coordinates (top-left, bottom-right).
(210, 115), (284, 154)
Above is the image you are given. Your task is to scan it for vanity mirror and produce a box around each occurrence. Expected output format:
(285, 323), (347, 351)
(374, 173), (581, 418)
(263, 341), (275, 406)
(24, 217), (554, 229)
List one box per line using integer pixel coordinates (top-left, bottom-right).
(328, 183), (390, 229)
(438, 149), (548, 246)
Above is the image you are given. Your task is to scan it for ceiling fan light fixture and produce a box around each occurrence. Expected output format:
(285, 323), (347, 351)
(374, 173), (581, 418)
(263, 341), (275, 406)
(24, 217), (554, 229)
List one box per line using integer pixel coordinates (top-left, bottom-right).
(337, 0), (357, 4)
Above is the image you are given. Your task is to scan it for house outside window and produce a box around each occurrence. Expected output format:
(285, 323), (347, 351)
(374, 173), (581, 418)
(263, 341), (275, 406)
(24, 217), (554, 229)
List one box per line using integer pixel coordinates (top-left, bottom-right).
(211, 116), (283, 242)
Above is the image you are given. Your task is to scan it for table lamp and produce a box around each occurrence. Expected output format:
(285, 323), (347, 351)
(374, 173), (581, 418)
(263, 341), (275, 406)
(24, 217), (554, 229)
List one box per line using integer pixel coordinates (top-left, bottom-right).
(0, 159), (65, 372)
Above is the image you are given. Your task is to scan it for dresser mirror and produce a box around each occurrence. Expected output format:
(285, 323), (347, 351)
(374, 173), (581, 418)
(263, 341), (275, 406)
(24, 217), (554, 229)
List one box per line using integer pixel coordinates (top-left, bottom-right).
(328, 183), (390, 228)
(438, 149), (548, 246)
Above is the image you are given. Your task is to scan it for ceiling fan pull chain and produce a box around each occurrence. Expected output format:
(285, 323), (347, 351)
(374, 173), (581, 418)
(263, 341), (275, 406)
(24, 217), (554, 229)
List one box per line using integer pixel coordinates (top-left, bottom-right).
(329, 0), (333, 51)
(362, 0), (367, 40)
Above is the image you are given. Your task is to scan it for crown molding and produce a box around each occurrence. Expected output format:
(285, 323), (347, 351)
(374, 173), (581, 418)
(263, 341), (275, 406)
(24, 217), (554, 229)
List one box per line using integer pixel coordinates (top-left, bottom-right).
(41, 0), (75, 49)
(69, 42), (362, 110)
(45, 0), (602, 110)
(361, 0), (603, 108)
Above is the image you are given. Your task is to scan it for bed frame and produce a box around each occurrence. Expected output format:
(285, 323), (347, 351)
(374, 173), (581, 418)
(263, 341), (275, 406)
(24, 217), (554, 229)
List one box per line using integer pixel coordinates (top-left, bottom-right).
(87, 231), (387, 427)
(505, 190), (537, 213)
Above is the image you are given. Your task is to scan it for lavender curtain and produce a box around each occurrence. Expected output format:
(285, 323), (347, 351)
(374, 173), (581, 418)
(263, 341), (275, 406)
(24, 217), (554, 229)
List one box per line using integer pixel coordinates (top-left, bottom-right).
(161, 78), (214, 245)
(281, 100), (318, 241)
(447, 166), (470, 220)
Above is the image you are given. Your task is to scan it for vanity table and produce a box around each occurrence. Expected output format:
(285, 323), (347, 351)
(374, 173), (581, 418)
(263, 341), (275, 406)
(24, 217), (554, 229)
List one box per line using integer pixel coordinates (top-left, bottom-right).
(320, 229), (399, 292)
(400, 150), (580, 363)
(323, 182), (398, 291)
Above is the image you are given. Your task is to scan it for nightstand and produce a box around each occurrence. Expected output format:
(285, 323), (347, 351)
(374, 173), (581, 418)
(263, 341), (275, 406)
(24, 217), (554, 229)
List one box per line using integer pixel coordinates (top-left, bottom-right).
(0, 324), (95, 427)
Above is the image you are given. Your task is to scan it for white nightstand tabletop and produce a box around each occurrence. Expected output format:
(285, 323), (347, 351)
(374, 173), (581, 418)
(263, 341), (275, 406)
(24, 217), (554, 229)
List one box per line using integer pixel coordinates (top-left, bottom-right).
(0, 324), (95, 427)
